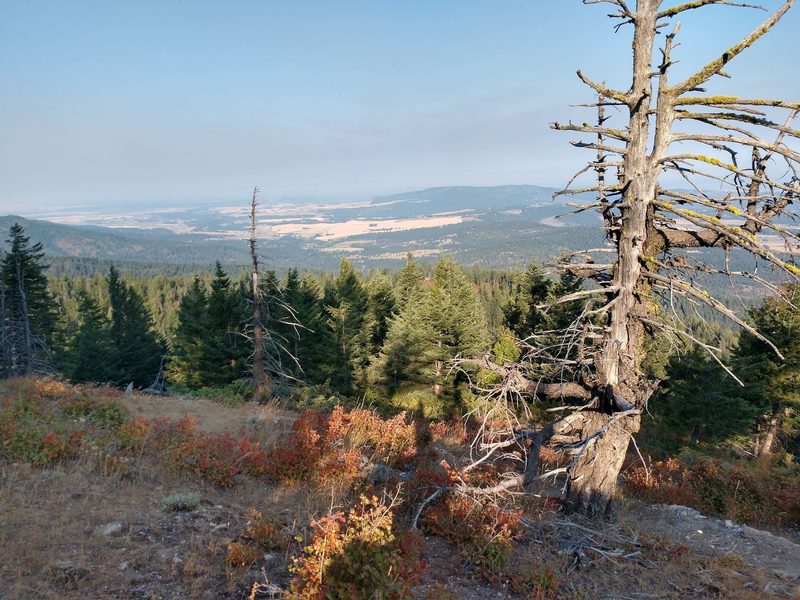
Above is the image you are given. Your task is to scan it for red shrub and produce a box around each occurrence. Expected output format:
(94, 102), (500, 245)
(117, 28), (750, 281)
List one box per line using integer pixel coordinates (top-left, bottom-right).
(623, 455), (800, 528)
(288, 495), (426, 599)
(265, 409), (361, 485)
(423, 493), (522, 578)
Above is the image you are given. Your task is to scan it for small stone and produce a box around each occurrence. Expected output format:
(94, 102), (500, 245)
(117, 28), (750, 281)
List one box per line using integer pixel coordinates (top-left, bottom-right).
(764, 582), (790, 596)
(100, 521), (125, 536)
(48, 560), (88, 584)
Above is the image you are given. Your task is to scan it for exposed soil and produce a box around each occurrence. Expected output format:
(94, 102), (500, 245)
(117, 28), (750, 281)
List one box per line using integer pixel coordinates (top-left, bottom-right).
(1, 392), (798, 599)
(637, 503), (800, 580)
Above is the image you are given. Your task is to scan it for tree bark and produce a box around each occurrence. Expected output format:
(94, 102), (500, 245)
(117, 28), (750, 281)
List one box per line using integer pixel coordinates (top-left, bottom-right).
(249, 187), (269, 397)
(566, 0), (659, 514)
(758, 414), (779, 457)
(565, 412), (640, 518)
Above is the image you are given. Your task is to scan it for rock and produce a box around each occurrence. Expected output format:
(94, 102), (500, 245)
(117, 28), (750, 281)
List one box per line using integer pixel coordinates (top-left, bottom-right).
(48, 560), (88, 584)
(99, 521), (125, 536)
(360, 461), (410, 483)
(156, 548), (173, 562)
(764, 581), (791, 596)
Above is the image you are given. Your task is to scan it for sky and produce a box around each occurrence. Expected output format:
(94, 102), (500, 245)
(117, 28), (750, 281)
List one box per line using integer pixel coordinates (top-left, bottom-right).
(1, 0), (798, 211)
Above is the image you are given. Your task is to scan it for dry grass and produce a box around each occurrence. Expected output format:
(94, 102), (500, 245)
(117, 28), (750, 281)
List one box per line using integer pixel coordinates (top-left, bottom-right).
(2, 378), (799, 599)
(119, 393), (295, 435)
(0, 454), (344, 599)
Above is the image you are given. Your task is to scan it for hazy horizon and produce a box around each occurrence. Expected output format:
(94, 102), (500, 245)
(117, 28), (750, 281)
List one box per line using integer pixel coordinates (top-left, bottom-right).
(2, 1), (798, 211)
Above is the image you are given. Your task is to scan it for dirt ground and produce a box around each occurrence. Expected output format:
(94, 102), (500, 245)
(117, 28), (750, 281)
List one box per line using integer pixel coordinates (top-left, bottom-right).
(1, 391), (799, 599)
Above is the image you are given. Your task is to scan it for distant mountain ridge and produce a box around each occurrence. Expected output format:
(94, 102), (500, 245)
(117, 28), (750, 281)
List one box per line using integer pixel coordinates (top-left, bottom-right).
(0, 184), (601, 274)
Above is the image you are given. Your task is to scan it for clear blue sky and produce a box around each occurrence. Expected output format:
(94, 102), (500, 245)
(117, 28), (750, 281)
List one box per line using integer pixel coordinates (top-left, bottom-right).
(1, 0), (797, 209)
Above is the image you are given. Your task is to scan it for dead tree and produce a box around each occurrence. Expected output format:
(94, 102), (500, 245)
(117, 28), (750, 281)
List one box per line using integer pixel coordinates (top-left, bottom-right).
(462, 0), (799, 518)
(249, 186), (270, 395)
(245, 187), (304, 400)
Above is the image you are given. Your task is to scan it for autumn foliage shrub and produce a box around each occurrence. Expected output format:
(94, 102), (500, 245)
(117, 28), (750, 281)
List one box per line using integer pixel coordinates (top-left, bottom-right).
(265, 407), (417, 484)
(423, 493), (522, 578)
(288, 495), (426, 600)
(624, 455), (800, 527)
(340, 407), (417, 467)
(265, 409), (362, 484)
(0, 377), (124, 465)
(226, 542), (262, 569)
(243, 509), (284, 551)
(117, 415), (270, 487)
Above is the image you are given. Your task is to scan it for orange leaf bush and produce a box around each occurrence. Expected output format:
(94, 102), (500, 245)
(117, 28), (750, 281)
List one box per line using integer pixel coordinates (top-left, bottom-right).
(623, 456), (800, 527)
(288, 495), (426, 600)
(423, 493), (522, 578)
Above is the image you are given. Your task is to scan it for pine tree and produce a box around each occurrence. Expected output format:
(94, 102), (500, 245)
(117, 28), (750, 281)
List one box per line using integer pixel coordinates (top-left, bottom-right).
(373, 297), (432, 393)
(548, 272), (584, 331)
(205, 262), (249, 385)
(652, 347), (755, 450)
(0, 223), (56, 376)
(168, 277), (209, 387)
(107, 266), (164, 387)
(396, 253), (424, 309)
(732, 284), (800, 455)
(502, 260), (551, 339)
(282, 270), (342, 386)
(63, 292), (115, 383)
(326, 260), (370, 391)
(425, 258), (489, 391)
(365, 271), (397, 356)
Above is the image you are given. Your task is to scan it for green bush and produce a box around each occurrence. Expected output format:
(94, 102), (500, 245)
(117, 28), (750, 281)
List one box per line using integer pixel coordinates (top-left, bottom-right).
(161, 492), (202, 512)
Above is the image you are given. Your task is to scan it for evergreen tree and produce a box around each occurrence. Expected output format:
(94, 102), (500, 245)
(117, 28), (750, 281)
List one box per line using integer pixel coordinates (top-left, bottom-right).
(168, 277), (209, 387)
(502, 260), (551, 338)
(326, 260), (370, 391)
(107, 266), (163, 387)
(548, 272), (584, 331)
(652, 347), (755, 450)
(0, 223), (56, 376)
(732, 284), (800, 455)
(258, 268), (297, 379)
(425, 258), (489, 391)
(365, 271), (397, 356)
(62, 292), (115, 383)
(396, 253), (424, 309)
(282, 271), (343, 386)
(373, 297), (432, 393)
(205, 262), (249, 385)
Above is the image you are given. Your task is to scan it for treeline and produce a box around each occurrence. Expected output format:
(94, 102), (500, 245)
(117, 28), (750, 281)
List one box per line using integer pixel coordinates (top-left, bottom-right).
(3, 222), (797, 455)
(5, 222), (582, 402)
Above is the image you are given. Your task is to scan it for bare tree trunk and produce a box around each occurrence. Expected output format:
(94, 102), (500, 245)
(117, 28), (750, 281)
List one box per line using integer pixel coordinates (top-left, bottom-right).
(16, 259), (34, 375)
(542, 0), (796, 517)
(566, 0), (660, 515)
(758, 413), (779, 457)
(565, 412), (640, 517)
(249, 187), (269, 397)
